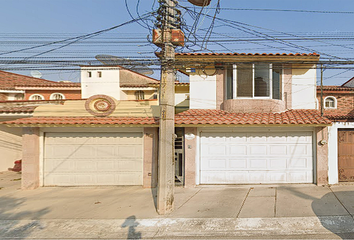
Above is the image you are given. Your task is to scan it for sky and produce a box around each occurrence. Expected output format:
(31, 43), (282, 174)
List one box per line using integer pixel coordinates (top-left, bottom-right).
(1, 0), (354, 85)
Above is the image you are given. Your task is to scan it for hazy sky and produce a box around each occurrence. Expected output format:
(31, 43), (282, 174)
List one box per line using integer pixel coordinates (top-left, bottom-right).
(1, 0), (354, 85)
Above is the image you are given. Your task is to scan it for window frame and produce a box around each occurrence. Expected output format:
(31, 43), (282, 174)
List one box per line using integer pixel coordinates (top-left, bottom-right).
(50, 93), (65, 100)
(226, 63), (281, 100)
(135, 90), (145, 100)
(324, 96), (337, 109)
(29, 94), (45, 101)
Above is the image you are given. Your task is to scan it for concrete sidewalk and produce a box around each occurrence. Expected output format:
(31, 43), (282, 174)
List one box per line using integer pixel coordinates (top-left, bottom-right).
(1, 171), (354, 239)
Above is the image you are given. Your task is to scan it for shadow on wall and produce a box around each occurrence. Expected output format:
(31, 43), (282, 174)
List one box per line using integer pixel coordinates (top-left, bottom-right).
(0, 196), (50, 239)
(284, 187), (354, 239)
(121, 215), (142, 239)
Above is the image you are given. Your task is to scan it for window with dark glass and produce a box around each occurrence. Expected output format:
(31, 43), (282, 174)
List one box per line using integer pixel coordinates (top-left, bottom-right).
(226, 63), (282, 100)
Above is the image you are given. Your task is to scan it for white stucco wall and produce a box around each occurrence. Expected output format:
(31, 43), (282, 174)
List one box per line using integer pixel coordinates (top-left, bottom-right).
(189, 74), (216, 109)
(81, 67), (121, 99)
(328, 122), (354, 184)
(291, 65), (317, 109)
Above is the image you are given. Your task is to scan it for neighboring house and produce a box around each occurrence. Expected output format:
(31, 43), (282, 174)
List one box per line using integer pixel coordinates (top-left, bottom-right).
(316, 79), (354, 184)
(0, 67), (187, 173)
(0, 70), (81, 101)
(2, 52), (332, 189)
(80, 65), (189, 111)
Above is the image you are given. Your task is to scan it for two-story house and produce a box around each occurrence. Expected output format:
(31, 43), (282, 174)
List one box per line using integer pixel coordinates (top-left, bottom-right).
(174, 52), (331, 187)
(316, 78), (354, 184)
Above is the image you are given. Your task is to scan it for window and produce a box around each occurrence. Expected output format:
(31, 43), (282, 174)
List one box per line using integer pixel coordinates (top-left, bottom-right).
(97, 71), (102, 78)
(29, 94), (44, 100)
(88, 71), (92, 78)
(50, 93), (65, 100)
(226, 63), (282, 100)
(135, 90), (145, 100)
(15, 93), (24, 100)
(324, 96), (336, 109)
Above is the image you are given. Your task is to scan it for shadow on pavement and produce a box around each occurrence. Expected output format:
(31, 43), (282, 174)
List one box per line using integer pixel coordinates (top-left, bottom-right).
(312, 191), (354, 239)
(0, 196), (49, 239)
(284, 187), (354, 239)
(121, 215), (142, 239)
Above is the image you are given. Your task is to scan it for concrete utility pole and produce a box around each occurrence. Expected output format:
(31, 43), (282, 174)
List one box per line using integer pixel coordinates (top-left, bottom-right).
(156, 0), (177, 215)
(153, 0), (211, 215)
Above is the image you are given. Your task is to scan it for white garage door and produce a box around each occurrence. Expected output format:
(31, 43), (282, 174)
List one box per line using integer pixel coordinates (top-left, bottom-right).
(44, 132), (143, 186)
(200, 131), (313, 184)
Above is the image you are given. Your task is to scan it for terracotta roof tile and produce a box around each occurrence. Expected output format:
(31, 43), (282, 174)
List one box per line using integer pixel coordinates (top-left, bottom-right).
(175, 109), (331, 125)
(316, 85), (354, 91)
(0, 106), (37, 114)
(175, 52), (320, 57)
(2, 109), (332, 126)
(0, 70), (80, 89)
(2, 116), (159, 125)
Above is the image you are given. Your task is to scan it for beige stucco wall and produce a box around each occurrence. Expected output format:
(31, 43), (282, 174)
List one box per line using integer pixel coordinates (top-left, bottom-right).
(316, 126), (329, 185)
(223, 99), (286, 113)
(0, 124), (22, 172)
(184, 127), (197, 188)
(143, 127), (158, 188)
(22, 127), (40, 190)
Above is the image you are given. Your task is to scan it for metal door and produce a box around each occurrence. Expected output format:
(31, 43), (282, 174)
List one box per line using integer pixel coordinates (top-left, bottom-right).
(338, 129), (354, 182)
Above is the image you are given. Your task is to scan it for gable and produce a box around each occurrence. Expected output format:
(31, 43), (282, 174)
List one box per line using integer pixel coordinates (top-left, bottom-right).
(119, 68), (159, 87)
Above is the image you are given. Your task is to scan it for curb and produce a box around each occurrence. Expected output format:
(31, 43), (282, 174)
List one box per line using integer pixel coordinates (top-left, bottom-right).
(1, 216), (354, 239)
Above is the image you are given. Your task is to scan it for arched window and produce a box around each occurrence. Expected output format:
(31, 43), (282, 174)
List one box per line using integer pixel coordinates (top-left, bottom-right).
(324, 96), (337, 109)
(50, 93), (65, 100)
(29, 94), (44, 101)
(135, 90), (145, 100)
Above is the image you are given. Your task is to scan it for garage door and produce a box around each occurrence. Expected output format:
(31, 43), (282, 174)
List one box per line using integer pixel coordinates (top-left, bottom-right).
(44, 132), (143, 186)
(200, 131), (313, 184)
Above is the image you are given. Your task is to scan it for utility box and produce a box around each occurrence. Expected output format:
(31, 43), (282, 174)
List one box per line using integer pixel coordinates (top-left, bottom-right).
(153, 29), (185, 47)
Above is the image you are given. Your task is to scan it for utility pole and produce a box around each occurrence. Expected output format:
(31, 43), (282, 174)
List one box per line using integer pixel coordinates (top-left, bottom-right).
(153, 0), (211, 215)
(155, 0), (177, 215)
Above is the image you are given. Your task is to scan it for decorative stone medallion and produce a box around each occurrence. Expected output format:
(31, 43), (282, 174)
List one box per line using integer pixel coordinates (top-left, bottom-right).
(85, 95), (116, 117)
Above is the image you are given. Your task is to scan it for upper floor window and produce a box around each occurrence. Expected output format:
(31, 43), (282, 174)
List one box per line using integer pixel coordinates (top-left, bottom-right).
(29, 94), (44, 101)
(135, 90), (145, 100)
(15, 93), (24, 100)
(50, 93), (65, 100)
(97, 71), (102, 78)
(226, 63), (282, 100)
(324, 96), (336, 109)
(87, 71), (92, 78)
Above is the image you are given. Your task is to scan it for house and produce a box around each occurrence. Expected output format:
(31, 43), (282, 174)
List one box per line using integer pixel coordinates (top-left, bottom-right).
(0, 66), (188, 174)
(174, 52), (331, 186)
(3, 52), (332, 189)
(0, 70), (81, 101)
(316, 79), (354, 184)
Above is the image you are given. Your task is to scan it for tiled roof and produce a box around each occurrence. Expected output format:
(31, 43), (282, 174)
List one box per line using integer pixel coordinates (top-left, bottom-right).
(316, 86), (354, 91)
(324, 114), (354, 120)
(3, 117), (159, 125)
(174, 109), (331, 125)
(3, 109), (331, 126)
(0, 70), (80, 89)
(0, 106), (37, 114)
(175, 52), (320, 56)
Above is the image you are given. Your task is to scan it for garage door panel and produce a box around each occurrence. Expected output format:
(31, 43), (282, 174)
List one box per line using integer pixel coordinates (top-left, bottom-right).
(202, 145), (226, 156)
(250, 145), (267, 155)
(44, 132), (143, 186)
(229, 159), (247, 168)
(249, 159), (267, 169)
(200, 131), (313, 184)
(269, 145), (287, 155)
(229, 145), (247, 155)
